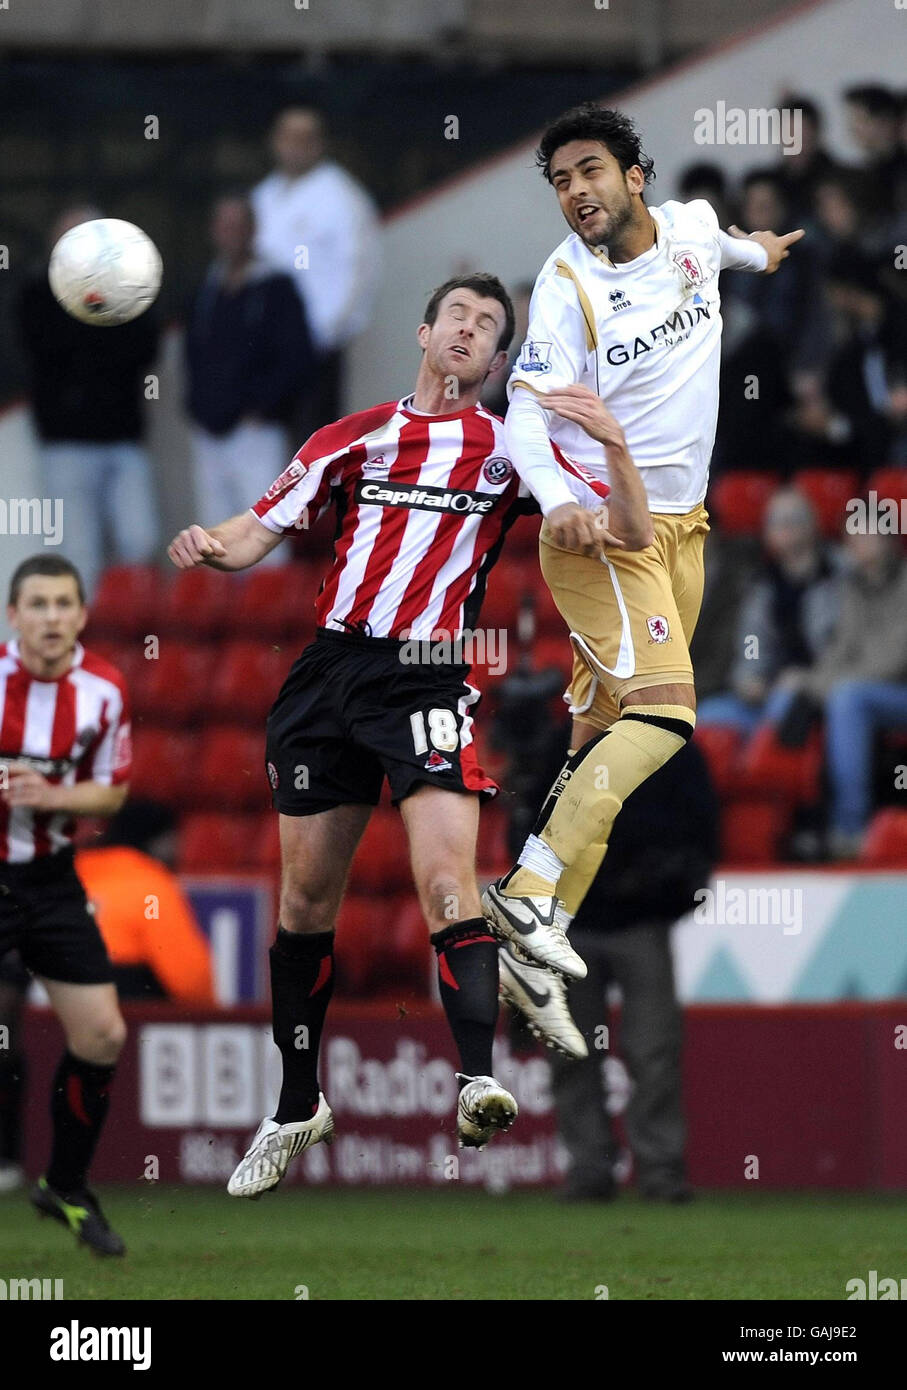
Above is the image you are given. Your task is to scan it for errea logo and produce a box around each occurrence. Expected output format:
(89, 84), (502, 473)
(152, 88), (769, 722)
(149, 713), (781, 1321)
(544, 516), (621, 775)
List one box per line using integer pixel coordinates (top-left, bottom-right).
(50, 1321), (151, 1370)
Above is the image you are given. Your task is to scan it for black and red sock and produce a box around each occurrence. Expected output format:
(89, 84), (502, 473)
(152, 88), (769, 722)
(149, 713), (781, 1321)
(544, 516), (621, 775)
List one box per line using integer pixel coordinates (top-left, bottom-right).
(431, 918), (499, 1079)
(270, 927), (334, 1124)
(46, 1050), (115, 1194)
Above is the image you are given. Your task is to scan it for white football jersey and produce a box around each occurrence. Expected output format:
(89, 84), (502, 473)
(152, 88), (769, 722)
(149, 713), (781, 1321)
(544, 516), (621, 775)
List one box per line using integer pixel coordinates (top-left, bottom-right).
(508, 199), (729, 514)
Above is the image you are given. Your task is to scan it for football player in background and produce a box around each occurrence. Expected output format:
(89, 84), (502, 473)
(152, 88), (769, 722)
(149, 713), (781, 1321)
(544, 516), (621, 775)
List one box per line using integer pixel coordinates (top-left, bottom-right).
(0, 556), (131, 1254)
(168, 273), (652, 1198)
(485, 103), (804, 1033)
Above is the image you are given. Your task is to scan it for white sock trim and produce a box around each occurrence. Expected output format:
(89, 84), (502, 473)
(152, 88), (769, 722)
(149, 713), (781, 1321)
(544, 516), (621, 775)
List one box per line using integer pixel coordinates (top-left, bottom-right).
(517, 833), (566, 886)
(554, 903), (574, 932)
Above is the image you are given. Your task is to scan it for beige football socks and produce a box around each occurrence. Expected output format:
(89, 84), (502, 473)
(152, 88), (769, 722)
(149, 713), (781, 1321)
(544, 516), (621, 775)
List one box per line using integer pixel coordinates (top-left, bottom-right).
(504, 704), (696, 902)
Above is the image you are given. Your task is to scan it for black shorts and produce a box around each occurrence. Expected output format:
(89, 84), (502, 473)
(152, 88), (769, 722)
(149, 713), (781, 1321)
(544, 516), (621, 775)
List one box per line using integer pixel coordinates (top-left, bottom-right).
(0, 849), (114, 986)
(265, 627), (498, 816)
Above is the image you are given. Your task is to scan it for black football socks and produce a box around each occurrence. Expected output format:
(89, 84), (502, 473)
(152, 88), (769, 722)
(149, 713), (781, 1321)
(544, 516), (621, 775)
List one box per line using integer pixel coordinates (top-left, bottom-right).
(270, 927), (334, 1124)
(431, 918), (499, 1080)
(46, 1050), (116, 1195)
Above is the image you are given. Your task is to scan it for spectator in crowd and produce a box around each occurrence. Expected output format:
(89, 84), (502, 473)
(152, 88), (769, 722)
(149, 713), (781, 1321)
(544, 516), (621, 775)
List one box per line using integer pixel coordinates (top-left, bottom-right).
(774, 531), (907, 858)
(185, 194), (313, 532)
(721, 170), (829, 375)
(790, 250), (907, 471)
(689, 518), (758, 700)
(713, 291), (795, 476)
(844, 84), (907, 222)
(16, 205), (160, 600)
(697, 489), (842, 736)
(812, 170), (883, 260)
(774, 95), (842, 225)
(481, 280), (532, 417)
(252, 105), (380, 429)
(75, 800), (215, 1005)
(543, 732), (719, 1203)
(678, 161), (732, 227)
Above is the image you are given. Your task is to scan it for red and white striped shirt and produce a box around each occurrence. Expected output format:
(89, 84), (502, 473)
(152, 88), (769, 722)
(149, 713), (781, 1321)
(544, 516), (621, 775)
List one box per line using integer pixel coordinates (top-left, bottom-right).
(252, 397), (529, 640)
(0, 640), (131, 865)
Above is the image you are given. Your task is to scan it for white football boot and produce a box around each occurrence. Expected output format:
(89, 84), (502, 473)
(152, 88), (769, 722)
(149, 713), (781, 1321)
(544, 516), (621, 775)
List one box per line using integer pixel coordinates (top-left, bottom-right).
(227, 1093), (334, 1198)
(483, 879), (587, 980)
(456, 1075), (519, 1149)
(498, 943), (588, 1060)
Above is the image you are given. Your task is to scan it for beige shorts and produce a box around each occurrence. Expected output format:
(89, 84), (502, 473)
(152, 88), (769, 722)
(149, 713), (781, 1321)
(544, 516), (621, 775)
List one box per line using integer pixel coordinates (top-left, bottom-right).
(539, 503), (709, 731)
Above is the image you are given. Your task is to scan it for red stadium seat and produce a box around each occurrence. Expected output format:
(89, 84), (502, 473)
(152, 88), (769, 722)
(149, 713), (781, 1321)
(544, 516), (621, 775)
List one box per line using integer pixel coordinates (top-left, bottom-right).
(861, 809), (907, 867)
(88, 565), (161, 639)
(479, 563), (526, 631)
(372, 894), (432, 994)
(179, 812), (259, 872)
(737, 725), (823, 804)
(476, 801), (512, 876)
(793, 469), (860, 538)
(231, 564), (319, 644)
(208, 641), (293, 723)
(708, 472), (779, 536)
(532, 581), (567, 638)
(531, 636), (573, 685)
(866, 466), (907, 506)
(693, 724), (744, 798)
(85, 639), (150, 698)
(721, 796), (792, 865)
(195, 726), (269, 811)
(348, 810), (411, 893)
(334, 895), (394, 996)
(129, 728), (196, 805)
(250, 814), (281, 872)
(506, 513), (542, 556)
(130, 641), (216, 726)
(160, 567), (238, 639)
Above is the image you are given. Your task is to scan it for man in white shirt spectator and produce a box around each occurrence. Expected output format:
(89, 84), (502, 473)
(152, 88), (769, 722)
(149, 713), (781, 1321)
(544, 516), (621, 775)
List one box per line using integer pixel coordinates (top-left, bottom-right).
(252, 105), (380, 428)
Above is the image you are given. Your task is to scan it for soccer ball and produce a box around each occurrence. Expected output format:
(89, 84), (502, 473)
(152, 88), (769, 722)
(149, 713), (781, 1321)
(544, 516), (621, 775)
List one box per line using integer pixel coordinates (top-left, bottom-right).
(48, 218), (162, 326)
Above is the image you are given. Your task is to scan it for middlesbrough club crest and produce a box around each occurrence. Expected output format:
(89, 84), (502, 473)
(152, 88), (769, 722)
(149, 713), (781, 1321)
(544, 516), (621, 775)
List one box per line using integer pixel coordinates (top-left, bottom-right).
(672, 250), (704, 286)
(646, 615), (670, 644)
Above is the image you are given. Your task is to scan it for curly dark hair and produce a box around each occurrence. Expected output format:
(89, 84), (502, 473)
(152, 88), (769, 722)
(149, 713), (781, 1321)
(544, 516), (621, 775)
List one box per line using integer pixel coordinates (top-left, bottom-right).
(536, 103), (656, 187)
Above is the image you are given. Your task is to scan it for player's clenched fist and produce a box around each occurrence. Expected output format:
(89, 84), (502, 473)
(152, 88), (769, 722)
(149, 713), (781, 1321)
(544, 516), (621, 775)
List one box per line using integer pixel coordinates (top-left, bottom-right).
(547, 501), (622, 555)
(167, 525), (227, 569)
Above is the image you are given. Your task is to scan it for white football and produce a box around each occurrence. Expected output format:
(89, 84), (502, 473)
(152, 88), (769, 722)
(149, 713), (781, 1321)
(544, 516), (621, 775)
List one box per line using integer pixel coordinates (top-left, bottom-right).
(48, 217), (162, 326)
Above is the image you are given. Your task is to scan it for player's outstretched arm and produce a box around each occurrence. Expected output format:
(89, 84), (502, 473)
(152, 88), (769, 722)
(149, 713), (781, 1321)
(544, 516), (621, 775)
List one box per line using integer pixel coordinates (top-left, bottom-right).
(167, 512), (283, 572)
(542, 386), (654, 550)
(725, 224), (805, 274)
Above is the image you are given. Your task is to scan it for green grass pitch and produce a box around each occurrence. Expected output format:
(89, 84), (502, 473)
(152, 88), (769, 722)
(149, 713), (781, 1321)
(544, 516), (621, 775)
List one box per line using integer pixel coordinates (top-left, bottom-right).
(1, 1186), (901, 1300)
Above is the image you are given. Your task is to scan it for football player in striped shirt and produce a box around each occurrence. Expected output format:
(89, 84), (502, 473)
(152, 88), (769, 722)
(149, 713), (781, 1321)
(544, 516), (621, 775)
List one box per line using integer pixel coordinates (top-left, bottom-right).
(169, 273), (652, 1197)
(0, 555), (131, 1254)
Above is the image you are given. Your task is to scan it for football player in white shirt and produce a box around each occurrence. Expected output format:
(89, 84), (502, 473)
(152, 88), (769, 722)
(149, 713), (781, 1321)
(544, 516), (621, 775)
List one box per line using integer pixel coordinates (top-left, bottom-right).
(484, 104), (804, 1034)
